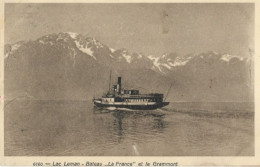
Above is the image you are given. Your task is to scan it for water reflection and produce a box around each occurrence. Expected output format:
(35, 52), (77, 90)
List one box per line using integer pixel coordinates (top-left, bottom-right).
(153, 117), (166, 130)
(5, 101), (254, 156)
(93, 107), (168, 144)
(112, 112), (124, 142)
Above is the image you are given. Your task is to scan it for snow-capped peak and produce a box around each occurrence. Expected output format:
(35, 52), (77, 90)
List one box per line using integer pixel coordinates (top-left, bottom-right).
(221, 54), (244, 62)
(121, 50), (132, 63)
(148, 55), (163, 72)
(75, 41), (96, 60)
(66, 32), (79, 39)
(5, 43), (22, 59)
(148, 54), (193, 73)
(110, 48), (115, 53)
(86, 37), (104, 48)
(170, 56), (192, 67)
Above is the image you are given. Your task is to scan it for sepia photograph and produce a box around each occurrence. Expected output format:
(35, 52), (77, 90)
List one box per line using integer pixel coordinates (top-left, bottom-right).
(3, 2), (255, 158)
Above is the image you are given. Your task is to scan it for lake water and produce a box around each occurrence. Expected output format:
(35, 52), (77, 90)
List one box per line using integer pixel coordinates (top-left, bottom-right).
(4, 100), (254, 156)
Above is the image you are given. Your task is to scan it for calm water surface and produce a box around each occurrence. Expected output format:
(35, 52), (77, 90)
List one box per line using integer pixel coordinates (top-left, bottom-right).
(4, 100), (254, 156)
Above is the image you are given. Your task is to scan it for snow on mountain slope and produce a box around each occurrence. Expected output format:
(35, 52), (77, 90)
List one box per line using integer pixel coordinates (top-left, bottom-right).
(109, 48), (115, 53)
(67, 32), (78, 39)
(121, 49), (132, 63)
(146, 51), (248, 74)
(221, 54), (244, 62)
(171, 56), (192, 67)
(4, 32), (252, 102)
(4, 42), (23, 58)
(148, 55), (163, 72)
(75, 41), (96, 60)
(147, 53), (193, 73)
(4, 32), (248, 76)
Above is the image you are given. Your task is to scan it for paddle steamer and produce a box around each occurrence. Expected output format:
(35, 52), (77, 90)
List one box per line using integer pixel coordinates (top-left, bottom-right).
(93, 76), (170, 110)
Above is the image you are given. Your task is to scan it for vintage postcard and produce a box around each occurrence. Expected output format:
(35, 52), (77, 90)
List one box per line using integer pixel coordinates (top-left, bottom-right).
(0, 0), (259, 166)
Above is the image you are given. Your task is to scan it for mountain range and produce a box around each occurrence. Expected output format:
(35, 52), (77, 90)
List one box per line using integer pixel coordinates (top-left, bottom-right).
(4, 32), (254, 102)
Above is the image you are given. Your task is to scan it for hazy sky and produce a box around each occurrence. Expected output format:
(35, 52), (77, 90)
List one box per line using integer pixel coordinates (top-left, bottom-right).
(5, 3), (254, 57)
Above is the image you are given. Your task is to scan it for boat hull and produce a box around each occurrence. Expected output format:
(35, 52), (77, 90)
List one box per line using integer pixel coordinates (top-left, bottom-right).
(93, 100), (169, 110)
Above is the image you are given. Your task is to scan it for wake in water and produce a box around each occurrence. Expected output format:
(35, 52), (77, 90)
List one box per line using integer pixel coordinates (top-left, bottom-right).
(106, 107), (117, 110)
(5, 101), (254, 156)
(93, 103), (253, 119)
(93, 106), (167, 117)
(163, 107), (254, 119)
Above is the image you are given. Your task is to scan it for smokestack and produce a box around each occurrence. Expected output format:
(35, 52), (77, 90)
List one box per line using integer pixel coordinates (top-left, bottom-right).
(118, 77), (121, 94)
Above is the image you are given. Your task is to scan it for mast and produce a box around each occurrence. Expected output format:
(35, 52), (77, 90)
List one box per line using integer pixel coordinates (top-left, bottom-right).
(164, 84), (172, 102)
(108, 70), (112, 92)
(93, 70), (97, 99)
